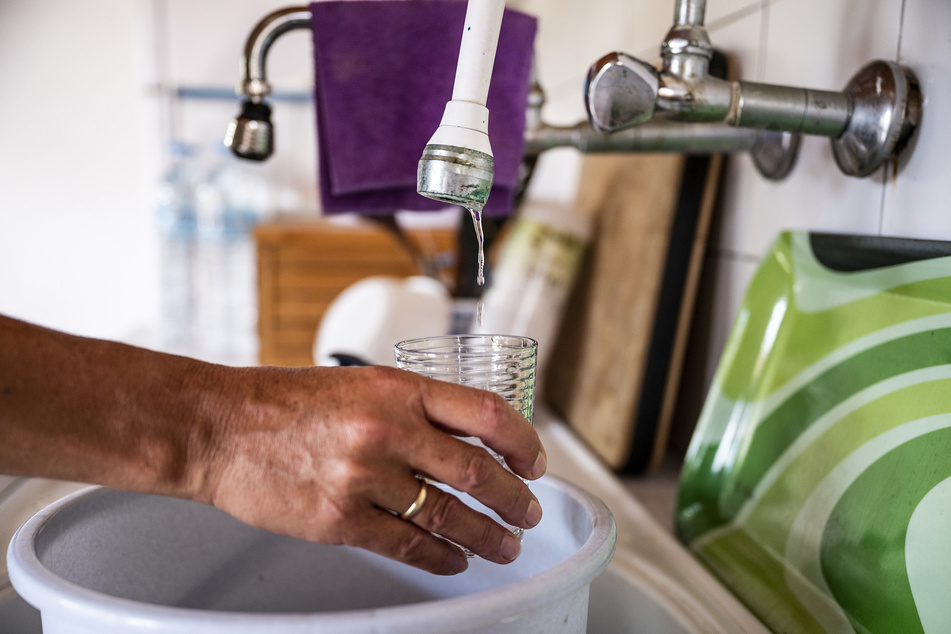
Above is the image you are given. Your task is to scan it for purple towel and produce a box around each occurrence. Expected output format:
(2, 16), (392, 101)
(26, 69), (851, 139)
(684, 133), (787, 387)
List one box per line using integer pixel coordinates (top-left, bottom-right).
(310, 1), (537, 216)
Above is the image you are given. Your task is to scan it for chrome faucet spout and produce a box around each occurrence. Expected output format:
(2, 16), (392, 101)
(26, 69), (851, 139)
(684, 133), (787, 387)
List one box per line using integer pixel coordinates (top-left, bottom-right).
(224, 6), (311, 161)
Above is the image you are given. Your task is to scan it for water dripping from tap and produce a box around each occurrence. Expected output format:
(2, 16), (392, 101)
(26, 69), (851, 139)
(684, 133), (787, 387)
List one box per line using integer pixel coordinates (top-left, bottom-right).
(467, 207), (486, 328)
(468, 208), (486, 286)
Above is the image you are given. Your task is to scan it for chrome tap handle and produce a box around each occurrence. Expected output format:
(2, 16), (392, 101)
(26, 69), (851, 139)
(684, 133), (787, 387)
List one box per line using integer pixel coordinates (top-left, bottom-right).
(585, 52), (660, 133)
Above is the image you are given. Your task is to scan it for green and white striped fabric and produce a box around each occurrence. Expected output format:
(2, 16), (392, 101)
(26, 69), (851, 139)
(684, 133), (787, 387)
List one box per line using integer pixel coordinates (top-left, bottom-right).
(677, 231), (951, 633)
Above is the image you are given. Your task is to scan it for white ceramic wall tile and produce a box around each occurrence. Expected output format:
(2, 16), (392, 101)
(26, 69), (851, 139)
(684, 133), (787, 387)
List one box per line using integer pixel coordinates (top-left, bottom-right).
(763, 0), (903, 89)
(882, 0), (951, 239)
(715, 0), (904, 258)
(510, 0), (673, 125)
(717, 138), (887, 258)
(166, 0), (313, 88)
(703, 0), (763, 27)
(706, 8), (765, 89)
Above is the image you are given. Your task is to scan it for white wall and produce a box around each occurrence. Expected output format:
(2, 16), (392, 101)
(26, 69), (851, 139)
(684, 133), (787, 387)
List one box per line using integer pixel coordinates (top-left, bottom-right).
(0, 0), (161, 340)
(0, 0), (312, 345)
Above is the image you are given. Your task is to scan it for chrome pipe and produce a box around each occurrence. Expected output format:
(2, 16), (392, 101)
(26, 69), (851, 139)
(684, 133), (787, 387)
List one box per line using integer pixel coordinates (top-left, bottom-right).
(524, 119), (798, 181)
(226, 6), (311, 161)
(655, 73), (732, 122)
(585, 47), (919, 178)
(732, 81), (851, 137)
(673, 0), (706, 26)
(238, 6), (312, 102)
(525, 121), (760, 155)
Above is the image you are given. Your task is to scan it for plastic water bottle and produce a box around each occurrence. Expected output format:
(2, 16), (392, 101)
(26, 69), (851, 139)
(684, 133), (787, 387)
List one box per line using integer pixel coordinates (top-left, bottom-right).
(155, 141), (198, 238)
(155, 141), (199, 353)
(191, 146), (272, 364)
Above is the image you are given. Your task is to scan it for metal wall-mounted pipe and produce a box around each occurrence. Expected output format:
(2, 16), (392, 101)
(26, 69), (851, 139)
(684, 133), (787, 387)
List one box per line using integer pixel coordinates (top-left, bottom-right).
(585, 44), (920, 178)
(732, 81), (852, 137)
(529, 79), (798, 180)
(238, 6), (311, 102)
(655, 73), (732, 122)
(525, 121), (760, 155)
(673, 0), (706, 26)
(647, 72), (853, 138)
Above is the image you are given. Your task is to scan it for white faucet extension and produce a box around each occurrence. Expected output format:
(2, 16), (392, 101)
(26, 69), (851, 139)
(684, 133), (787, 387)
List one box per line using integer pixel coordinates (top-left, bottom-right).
(417, 0), (505, 209)
(426, 0), (504, 157)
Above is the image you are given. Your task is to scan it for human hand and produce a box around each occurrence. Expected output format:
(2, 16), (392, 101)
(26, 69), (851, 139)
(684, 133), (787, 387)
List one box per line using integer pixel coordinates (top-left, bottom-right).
(201, 364), (547, 575)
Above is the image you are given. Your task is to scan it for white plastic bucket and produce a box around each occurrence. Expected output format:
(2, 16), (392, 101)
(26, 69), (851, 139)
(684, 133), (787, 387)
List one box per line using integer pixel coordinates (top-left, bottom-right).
(8, 476), (615, 633)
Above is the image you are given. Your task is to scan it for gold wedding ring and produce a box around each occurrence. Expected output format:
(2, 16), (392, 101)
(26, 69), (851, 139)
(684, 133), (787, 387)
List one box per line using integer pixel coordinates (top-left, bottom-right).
(399, 479), (429, 521)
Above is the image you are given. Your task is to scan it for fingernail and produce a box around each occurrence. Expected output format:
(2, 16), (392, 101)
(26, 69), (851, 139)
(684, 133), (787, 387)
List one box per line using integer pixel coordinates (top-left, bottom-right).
(530, 450), (547, 479)
(526, 498), (543, 527)
(450, 551), (469, 574)
(501, 533), (522, 562)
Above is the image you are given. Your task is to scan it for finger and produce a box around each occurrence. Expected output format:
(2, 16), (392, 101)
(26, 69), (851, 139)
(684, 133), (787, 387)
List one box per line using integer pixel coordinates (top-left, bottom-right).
(416, 378), (547, 480)
(401, 482), (525, 565)
(350, 506), (470, 575)
(396, 479), (428, 520)
(380, 475), (527, 564)
(409, 436), (543, 532)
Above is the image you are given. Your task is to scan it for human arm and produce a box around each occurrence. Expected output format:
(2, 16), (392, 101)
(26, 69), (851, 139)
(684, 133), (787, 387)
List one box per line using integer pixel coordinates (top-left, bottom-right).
(0, 315), (546, 575)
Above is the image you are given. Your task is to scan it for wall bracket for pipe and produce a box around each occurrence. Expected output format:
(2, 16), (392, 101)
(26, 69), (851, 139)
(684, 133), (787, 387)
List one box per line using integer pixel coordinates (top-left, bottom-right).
(832, 60), (921, 177)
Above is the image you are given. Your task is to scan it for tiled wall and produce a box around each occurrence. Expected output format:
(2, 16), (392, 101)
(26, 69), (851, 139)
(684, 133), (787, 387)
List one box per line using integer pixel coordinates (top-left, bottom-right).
(516, 0), (951, 398)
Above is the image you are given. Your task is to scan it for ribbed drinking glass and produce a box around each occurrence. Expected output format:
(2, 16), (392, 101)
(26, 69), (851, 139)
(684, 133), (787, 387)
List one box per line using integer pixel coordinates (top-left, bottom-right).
(394, 334), (537, 551)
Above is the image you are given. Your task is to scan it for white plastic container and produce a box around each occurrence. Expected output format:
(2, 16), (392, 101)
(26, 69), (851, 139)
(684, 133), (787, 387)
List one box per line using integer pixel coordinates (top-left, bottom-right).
(8, 476), (615, 634)
(313, 275), (452, 367)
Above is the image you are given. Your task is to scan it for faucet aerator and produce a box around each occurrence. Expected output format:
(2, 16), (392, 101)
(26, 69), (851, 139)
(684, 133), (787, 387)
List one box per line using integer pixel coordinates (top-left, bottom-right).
(417, 144), (494, 210)
(416, 0), (505, 210)
(225, 100), (274, 161)
(416, 100), (497, 211)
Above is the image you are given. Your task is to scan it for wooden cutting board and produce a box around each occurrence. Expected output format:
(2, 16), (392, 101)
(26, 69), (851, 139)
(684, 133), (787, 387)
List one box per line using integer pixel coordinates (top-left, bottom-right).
(544, 151), (723, 473)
